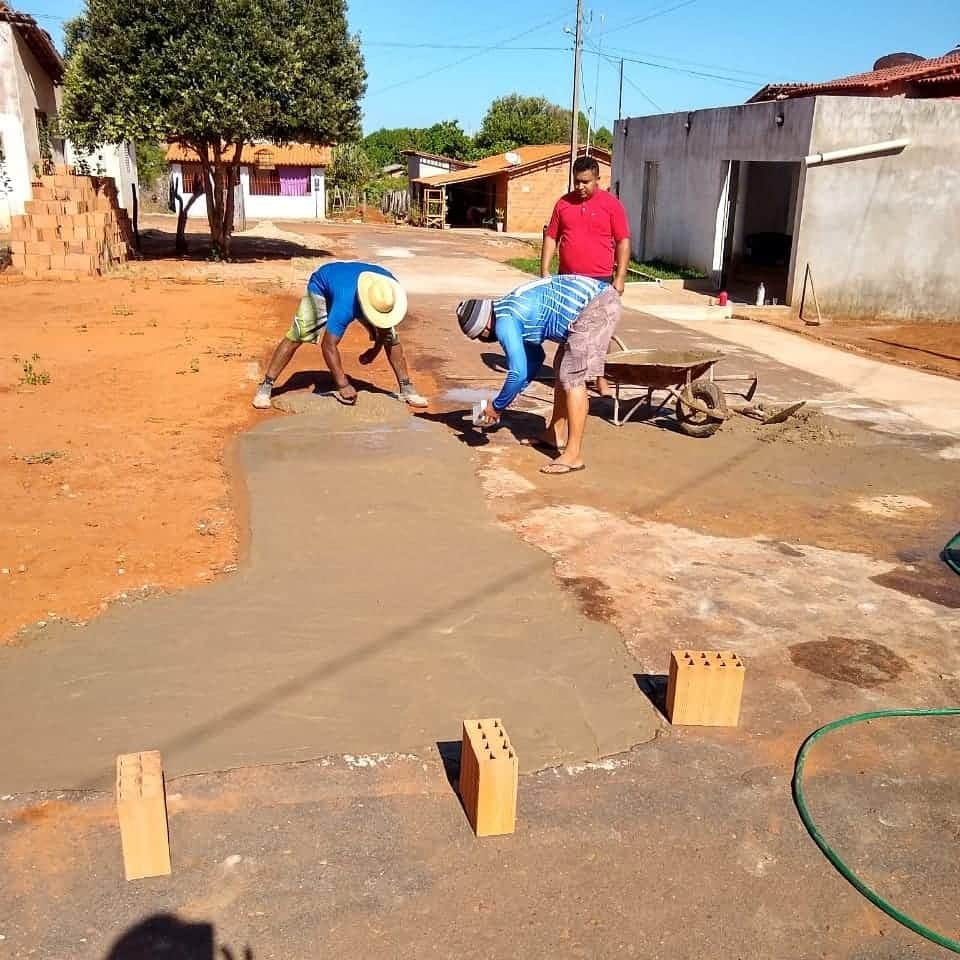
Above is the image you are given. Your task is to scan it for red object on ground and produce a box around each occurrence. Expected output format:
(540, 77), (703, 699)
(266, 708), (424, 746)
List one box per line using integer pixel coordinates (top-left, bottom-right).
(718, 291), (728, 306)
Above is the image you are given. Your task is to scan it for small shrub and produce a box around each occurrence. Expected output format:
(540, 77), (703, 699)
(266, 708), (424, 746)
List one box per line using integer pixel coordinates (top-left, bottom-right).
(20, 353), (51, 385)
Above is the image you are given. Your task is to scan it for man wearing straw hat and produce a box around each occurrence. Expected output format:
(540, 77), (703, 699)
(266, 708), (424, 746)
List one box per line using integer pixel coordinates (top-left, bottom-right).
(252, 260), (429, 408)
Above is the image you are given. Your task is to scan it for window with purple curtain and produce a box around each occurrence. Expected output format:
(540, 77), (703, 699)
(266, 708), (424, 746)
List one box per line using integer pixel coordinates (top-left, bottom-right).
(278, 166), (309, 196)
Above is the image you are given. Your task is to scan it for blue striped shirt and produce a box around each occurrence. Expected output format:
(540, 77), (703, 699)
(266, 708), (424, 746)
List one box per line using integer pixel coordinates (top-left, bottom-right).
(492, 276), (606, 411)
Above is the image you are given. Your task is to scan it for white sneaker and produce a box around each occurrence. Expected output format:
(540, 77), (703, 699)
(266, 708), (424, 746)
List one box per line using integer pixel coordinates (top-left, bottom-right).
(252, 381), (273, 409)
(400, 388), (429, 408)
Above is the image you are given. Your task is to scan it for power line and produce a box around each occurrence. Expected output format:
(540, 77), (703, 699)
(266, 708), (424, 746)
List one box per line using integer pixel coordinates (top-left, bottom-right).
(613, 53), (758, 87)
(366, 9), (571, 98)
(595, 0), (700, 38)
(585, 39), (667, 115)
(364, 41), (569, 52)
(599, 44), (772, 80)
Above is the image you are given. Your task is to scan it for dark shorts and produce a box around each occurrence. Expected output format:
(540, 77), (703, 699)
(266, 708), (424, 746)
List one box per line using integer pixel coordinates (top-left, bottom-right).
(558, 287), (621, 389)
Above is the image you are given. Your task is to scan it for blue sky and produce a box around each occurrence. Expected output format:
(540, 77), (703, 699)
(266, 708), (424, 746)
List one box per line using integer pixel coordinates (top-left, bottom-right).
(31, 0), (958, 134)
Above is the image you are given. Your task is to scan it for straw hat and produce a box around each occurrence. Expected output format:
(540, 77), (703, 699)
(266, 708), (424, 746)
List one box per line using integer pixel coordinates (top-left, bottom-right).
(357, 272), (407, 329)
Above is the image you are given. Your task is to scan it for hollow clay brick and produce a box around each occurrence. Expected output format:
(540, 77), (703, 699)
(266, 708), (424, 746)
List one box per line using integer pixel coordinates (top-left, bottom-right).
(459, 718), (518, 837)
(116, 751), (172, 881)
(666, 650), (745, 727)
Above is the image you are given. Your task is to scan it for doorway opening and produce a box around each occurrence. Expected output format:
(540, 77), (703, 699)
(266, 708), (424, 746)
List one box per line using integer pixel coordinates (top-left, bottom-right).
(720, 160), (800, 304)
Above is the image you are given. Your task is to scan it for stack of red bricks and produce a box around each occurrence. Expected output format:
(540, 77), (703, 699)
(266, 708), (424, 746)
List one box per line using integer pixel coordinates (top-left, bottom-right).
(9, 170), (132, 280)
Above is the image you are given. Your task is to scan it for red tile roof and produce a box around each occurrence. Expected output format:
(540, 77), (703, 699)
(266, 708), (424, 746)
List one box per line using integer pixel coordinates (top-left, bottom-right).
(166, 142), (332, 166)
(749, 49), (960, 102)
(414, 144), (611, 186)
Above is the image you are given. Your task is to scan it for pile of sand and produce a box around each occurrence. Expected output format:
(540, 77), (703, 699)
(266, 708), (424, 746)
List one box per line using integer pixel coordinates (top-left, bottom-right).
(753, 408), (851, 445)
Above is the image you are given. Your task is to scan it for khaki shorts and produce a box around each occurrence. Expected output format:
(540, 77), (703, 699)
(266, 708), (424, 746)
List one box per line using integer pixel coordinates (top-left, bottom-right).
(285, 293), (399, 345)
(558, 287), (621, 388)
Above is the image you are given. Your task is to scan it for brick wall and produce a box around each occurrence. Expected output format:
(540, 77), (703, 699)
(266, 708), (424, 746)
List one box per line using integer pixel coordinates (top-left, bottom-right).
(506, 157), (612, 233)
(8, 172), (132, 279)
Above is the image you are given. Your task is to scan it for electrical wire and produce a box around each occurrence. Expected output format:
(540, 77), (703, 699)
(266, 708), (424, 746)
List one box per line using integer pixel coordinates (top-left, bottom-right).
(595, 0), (700, 39)
(793, 709), (960, 954)
(584, 39), (666, 115)
(599, 44), (772, 80)
(612, 52), (758, 87)
(366, 9), (571, 98)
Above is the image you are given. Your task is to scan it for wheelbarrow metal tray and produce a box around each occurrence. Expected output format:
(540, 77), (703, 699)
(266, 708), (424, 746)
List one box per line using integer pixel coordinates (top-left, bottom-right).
(604, 349), (725, 390)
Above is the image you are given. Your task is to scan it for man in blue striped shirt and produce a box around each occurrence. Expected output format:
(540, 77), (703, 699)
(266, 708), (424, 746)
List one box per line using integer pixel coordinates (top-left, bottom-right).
(457, 275), (621, 475)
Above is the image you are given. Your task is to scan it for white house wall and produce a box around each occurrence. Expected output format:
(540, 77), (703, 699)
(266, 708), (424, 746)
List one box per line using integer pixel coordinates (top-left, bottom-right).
(612, 99), (816, 282)
(169, 162), (326, 221)
(0, 22), (26, 228)
(0, 22), (60, 224)
(792, 96), (960, 321)
(65, 141), (140, 214)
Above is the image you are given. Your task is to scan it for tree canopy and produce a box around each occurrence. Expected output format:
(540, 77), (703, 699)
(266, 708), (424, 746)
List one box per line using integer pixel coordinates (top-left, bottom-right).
(60, 0), (365, 257)
(363, 120), (474, 170)
(474, 94), (590, 155)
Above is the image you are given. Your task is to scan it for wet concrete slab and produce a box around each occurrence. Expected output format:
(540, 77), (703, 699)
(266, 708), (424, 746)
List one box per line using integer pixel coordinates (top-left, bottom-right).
(0, 402), (658, 793)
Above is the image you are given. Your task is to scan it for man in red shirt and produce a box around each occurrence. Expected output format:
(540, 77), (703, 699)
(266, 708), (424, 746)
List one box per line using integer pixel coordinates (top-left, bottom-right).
(541, 156), (631, 291)
(532, 155), (630, 449)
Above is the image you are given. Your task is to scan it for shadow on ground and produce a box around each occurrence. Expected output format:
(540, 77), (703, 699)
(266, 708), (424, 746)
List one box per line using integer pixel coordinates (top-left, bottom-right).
(137, 227), (328, 263)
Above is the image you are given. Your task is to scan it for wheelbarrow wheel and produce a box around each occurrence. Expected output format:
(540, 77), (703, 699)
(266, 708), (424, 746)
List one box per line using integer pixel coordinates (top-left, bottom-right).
(676, 379), (726, 438)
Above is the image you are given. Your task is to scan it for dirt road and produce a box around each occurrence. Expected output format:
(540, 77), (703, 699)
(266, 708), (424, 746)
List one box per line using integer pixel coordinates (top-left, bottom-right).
(1, 221), (958, 960)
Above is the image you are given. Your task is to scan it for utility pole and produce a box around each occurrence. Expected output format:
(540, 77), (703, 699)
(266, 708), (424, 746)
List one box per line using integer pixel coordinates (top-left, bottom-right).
(617, 58), (624, 120)
(568, 0), (584, 191)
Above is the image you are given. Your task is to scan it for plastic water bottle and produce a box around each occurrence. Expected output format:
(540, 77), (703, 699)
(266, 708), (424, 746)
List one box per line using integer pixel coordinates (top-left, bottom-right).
(756, 282), (766, 307)
(472, 399), (487, 429)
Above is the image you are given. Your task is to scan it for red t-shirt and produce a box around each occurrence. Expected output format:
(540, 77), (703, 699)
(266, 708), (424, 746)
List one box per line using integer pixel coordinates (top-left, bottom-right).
(546, 189), (630, 279)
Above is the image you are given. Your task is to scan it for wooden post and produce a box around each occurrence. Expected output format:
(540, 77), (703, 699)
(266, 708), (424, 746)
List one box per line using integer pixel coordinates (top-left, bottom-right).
(666, 650), (745, 727)
(116, 750), (172, 880)
(459, 719), (518, 837)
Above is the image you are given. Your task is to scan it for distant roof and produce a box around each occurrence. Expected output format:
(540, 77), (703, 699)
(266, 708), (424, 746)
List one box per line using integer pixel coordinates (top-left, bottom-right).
(0, 2), (64, 82)
(415, 144), (611, 187)
(749, 48), (960, 102)
(400, 148), (474, 169)
(166, 142), (333, 166)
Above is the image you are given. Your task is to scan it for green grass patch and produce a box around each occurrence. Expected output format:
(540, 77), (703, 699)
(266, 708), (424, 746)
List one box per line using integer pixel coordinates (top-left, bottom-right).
(505, 244), (705, 282)
(628, 259), (706, 281)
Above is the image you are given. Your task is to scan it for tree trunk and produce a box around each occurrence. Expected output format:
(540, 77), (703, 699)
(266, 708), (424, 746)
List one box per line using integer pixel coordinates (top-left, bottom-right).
(197, 140), (244, 260)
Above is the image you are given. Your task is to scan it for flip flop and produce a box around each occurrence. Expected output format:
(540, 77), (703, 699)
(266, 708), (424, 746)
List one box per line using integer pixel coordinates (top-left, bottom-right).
(520, 437), (566, 452)
(540, 462), (586, 475)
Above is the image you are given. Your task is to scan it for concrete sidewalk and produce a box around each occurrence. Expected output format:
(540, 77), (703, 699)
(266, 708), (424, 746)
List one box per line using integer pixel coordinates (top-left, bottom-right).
(621, 287), (960, 438)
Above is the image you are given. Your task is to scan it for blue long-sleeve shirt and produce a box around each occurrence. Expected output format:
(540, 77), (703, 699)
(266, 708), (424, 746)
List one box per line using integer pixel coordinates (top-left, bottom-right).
(492, 275), (606, 411)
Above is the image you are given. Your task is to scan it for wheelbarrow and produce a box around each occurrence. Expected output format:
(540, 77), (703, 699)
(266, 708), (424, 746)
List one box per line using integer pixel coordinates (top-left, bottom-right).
(602, 338), (747, 438)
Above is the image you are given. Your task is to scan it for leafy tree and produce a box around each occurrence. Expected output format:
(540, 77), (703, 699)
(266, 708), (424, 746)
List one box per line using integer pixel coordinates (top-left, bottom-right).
(134, 141), (167, 189)
(362, 127), (422, 170)
(362, 120), (474, 170)
(60, 0), (365, 259)
(418, 120), (474, 160)
(591, 126), (613, 151)
(474, 94), (588, 154)
(328, 142), (372, 197)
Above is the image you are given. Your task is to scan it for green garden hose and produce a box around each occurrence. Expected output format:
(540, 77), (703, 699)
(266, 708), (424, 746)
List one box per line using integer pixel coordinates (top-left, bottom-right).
(793, 709), (960, 953)
(944, 531), (960, 576)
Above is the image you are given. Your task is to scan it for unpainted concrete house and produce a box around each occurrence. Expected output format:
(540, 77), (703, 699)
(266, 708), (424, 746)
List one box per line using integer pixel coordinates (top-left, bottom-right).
(612, 49), (960, 321)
